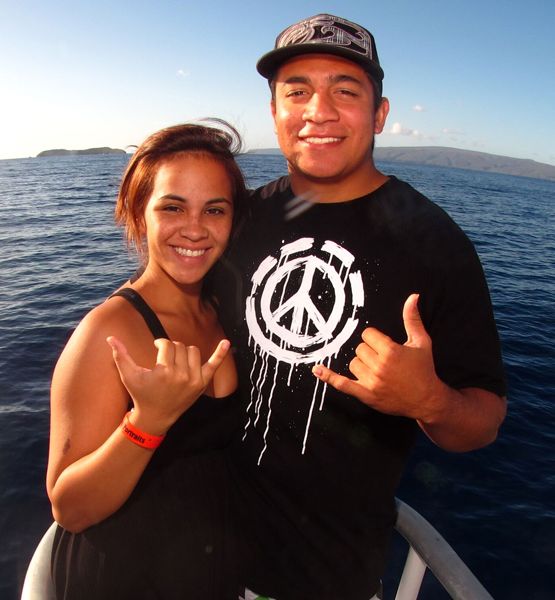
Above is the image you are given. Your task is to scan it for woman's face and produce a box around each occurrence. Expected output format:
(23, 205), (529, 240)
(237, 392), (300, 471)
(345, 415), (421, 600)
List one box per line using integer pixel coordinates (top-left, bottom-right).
(141, 153), (233, 288)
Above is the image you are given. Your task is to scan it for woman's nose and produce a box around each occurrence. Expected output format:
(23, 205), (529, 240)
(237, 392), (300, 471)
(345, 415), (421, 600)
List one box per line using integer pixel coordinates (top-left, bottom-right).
(179, 216), (208, 240)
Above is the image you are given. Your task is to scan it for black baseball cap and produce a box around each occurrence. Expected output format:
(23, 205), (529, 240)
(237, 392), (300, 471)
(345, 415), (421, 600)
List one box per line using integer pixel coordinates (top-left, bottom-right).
(257, 14), (384, 96)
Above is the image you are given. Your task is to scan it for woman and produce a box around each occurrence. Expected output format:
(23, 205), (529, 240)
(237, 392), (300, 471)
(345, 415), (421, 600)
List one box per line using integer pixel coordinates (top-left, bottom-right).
(46, 121), (248, 599)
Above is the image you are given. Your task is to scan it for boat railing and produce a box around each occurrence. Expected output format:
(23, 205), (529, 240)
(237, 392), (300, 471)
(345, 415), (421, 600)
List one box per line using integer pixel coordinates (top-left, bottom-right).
(393, 498), (494, 600)
(21, 498), (495, 599)
(21, 521), (56, 600)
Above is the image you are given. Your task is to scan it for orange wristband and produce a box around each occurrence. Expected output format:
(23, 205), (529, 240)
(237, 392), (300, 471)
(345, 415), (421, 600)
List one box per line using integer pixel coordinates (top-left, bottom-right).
(121, 412), (165, 450)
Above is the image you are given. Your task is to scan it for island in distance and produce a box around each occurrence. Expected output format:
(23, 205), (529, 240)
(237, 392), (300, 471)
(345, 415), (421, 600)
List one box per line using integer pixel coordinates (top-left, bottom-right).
(37, 147), (126, 157)
(35, 145), (555, 182)
(248, 145), (555, 182)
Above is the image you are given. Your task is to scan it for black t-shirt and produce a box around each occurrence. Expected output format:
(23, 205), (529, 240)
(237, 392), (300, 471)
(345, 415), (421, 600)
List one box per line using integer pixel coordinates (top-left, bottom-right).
(221, 175), (506, 599)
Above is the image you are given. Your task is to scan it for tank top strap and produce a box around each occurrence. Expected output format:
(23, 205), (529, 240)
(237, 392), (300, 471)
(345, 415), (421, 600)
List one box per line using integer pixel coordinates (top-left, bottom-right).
(109, 288), (170, 340)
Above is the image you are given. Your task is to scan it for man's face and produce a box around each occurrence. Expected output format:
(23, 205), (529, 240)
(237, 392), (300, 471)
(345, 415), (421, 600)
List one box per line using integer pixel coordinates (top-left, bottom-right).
(271, 54), (388, 192)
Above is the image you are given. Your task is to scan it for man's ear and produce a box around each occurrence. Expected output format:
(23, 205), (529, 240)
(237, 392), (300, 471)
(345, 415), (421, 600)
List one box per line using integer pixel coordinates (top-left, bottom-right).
(271, 99), (278, 134)
(374, 97), (390, 134)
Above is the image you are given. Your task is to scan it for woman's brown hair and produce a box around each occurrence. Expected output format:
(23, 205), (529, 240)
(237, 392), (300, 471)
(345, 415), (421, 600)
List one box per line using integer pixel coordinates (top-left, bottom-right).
(115, 119), (248, 262)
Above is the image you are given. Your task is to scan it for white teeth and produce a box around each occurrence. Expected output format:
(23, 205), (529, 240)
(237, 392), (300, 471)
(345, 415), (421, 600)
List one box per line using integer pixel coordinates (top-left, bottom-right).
(174, 247), (206, 257)
(303, 137), (341, 144)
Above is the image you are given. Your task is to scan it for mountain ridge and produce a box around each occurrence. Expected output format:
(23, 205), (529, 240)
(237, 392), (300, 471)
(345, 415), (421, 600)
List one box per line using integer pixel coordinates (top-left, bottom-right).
(247, 146), (555, 182)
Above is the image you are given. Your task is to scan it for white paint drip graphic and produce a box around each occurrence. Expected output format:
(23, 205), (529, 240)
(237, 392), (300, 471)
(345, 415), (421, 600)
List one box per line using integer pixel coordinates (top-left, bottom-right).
(245, 238), (364, 463)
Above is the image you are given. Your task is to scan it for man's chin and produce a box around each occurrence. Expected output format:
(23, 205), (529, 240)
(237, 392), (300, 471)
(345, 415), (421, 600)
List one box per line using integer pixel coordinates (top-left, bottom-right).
(290, 163), (349, 184)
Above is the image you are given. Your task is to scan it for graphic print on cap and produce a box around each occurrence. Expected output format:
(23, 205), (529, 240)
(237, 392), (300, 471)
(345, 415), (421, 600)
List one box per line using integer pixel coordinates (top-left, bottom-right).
(277, 14), (373, 60)
(244, 237), (365, 463)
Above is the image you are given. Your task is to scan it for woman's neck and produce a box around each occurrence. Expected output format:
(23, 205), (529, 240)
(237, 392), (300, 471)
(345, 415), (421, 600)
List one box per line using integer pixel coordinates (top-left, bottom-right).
(130, 264), (206, 319)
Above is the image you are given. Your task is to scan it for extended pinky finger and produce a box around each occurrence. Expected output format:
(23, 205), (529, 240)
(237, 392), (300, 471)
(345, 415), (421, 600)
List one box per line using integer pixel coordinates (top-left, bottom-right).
(201, 340), (231, 381)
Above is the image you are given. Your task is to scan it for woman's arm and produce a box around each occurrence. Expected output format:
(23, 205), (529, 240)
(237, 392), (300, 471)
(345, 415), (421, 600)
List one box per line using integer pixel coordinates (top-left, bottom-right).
(47, 303), (229, 533)
(47, 303), (153, 532)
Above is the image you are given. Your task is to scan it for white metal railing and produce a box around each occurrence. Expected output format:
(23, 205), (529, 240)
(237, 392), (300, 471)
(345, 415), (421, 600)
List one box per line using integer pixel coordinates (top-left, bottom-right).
(21, 500), (495, 599)
(393, 498), (495, 600)
(21, 522), (57, 600)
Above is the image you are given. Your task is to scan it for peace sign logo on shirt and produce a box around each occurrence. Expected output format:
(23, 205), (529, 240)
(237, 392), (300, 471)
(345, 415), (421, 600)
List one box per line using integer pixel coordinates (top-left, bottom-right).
(243, 237), (365, 461)
(246, 237), (364, 364)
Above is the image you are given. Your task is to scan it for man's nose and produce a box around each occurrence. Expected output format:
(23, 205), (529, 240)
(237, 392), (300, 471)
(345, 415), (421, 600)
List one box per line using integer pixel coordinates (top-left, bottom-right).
(302, 92), (339, 122)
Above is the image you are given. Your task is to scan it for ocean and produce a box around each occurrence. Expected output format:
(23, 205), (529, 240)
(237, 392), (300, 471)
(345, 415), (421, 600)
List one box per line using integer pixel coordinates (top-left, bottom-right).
(0, 153), (553, 599)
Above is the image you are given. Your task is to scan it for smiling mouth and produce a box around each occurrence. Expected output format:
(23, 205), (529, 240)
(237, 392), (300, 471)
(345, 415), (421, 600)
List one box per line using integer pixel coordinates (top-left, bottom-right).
(301, 136), (342, 145)
(173, 247), (207, 257)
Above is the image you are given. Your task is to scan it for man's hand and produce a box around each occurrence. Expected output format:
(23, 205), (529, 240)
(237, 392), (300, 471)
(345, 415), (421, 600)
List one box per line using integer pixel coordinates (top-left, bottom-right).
(312, 294), (441, 422)
(313, 293), (506, 450)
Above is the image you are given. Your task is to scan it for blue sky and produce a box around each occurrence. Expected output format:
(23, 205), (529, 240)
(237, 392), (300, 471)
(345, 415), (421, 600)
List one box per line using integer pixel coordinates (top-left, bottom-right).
(1, 0), (554, 164)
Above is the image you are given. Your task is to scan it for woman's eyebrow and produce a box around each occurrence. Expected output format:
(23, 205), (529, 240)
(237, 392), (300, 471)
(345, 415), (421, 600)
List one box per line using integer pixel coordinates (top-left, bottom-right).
(205, 198), (233, 205)
(159, 193), (187, 202)
(158, 194), (232, 205)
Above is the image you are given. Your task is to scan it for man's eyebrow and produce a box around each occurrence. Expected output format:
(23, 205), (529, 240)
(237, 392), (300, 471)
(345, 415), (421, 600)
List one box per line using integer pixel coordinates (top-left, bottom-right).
(330, 73), (364, 85)
(281, 74), (364, 86)
(282, 75), (310, 85)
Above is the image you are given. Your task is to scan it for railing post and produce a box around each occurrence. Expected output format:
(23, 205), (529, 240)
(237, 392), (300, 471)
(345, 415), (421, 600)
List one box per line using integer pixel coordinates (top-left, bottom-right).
(394, 547), (427, 600)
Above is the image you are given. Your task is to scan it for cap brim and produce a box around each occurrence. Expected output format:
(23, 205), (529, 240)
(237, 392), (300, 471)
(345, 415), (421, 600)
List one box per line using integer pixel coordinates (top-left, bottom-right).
(256, 44), (384, 83)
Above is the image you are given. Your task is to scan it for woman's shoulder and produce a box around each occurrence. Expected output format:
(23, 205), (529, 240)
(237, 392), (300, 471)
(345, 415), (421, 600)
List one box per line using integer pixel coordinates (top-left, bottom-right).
(60, 290), (151, 364)
(77, 293), (138, 339)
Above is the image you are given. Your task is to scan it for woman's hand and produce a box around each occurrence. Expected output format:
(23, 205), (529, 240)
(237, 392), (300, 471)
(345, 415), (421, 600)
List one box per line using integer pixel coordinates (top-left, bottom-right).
(107, 336), (230, 434)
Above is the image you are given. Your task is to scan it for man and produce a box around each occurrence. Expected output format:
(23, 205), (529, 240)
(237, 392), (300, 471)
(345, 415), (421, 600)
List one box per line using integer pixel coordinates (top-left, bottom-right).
(224, 14), (506, 600)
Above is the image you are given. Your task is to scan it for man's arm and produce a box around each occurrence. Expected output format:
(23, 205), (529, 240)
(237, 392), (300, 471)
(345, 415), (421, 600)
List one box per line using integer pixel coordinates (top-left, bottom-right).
(312, 294), (506, 452)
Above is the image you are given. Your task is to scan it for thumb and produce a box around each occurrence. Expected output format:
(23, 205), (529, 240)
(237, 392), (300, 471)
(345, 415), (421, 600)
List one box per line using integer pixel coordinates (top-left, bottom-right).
(106, 336), (143, 385)
(200, 339), (230, 382)
(402, 294), (429, 347)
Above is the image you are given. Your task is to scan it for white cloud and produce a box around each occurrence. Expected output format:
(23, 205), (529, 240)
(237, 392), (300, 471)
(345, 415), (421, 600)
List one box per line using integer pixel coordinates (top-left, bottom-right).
(176, 69), (190, 78)
(412, 104), (425, 112)
(390, 122), (422, 137)
(442, 128), (465, 135)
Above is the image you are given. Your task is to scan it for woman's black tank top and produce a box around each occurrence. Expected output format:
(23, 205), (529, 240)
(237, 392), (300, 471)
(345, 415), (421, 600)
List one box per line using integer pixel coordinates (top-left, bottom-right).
(51, 288), (241, 599)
